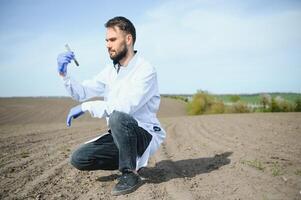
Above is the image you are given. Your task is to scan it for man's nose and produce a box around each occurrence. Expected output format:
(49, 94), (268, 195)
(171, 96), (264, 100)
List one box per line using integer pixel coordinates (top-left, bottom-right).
(106, 41), (111, 49)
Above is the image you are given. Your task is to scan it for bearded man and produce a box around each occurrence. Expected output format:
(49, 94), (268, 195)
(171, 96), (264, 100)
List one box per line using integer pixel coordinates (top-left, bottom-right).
(56, 16), (165, 196)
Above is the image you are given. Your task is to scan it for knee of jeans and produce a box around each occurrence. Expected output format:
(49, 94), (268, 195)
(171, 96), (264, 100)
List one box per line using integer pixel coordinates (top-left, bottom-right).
(70, 149), (90, 171)
(109, 111), (122, 126)
(109, 111), (131, 128)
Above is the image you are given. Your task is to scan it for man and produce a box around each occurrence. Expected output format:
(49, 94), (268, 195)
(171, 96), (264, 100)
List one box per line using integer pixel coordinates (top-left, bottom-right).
(56, 16), (165, 196)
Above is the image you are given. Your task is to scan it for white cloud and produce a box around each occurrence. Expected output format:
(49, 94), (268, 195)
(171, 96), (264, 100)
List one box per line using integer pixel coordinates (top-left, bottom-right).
(136, 0), (301, 93)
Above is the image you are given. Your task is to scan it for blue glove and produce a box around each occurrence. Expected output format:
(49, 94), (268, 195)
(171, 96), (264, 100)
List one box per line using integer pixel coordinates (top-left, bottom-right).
(57, 51), (75, 76)
(66, 105), (85, 127)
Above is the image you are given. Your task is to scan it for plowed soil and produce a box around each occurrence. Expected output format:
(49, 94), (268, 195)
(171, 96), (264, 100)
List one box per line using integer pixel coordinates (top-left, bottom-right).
(0, 97), (300, 200)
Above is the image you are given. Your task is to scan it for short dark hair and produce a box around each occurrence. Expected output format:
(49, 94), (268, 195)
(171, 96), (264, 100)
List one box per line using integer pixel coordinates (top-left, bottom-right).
(105, 16), (136, 45)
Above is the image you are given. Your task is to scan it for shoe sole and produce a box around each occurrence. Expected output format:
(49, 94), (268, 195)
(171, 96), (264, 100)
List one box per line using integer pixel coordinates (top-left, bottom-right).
(111, 179), (143, 196)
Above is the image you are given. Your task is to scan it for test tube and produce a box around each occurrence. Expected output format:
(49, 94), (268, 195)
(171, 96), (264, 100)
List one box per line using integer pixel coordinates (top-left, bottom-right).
(65, 44), (79, 66)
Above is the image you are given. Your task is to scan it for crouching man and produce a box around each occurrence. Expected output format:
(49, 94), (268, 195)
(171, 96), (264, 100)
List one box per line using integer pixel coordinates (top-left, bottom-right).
(56, 16), (165, 196)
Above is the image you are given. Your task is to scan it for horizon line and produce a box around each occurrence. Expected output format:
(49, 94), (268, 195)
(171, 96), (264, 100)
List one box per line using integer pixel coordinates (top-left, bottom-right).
(0, 91), (300, 98)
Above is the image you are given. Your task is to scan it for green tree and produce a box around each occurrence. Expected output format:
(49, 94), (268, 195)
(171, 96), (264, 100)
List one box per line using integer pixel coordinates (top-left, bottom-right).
(230, 95), (241, 103)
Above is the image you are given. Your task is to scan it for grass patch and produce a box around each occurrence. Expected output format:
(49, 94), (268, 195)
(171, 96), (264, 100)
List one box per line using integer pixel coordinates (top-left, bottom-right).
(295, 169), (301, 176)
(241, 159), (265, 171)
(215, 93), (301, 104)
(271, 162), (283, 176)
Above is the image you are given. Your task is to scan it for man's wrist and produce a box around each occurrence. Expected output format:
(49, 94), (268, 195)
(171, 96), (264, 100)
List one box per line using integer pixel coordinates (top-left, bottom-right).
(81, 102), (89, 112)
(59, 72), (66, 77)
(61, 74), (70, 81)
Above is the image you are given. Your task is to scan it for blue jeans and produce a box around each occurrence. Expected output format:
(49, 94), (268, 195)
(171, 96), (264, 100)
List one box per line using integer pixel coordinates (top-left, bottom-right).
(70, 111), (152, 172)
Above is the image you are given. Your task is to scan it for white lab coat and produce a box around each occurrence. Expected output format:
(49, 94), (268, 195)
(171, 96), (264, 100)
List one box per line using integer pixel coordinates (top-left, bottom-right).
(62, 53), (166, 170)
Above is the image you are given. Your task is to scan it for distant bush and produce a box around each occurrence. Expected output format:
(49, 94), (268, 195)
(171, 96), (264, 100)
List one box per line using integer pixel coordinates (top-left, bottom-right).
(209, 101), (225, 114)
(260, 93), (271, 110)
(186, 96), (202, 115)
(187, 92), (209, 115)
(294, 98), (301, 112)
(270, 96), (294, 112)
(280, 101), (294, 112)
(227, 101), (250, 113)
(270, 98), (280, 112)
(187, 91), (300, 115)
(230, 95), (241, 103)
(187, 91), (225, 115)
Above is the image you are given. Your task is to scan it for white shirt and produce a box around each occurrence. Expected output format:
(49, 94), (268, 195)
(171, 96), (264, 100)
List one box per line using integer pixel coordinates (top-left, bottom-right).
(62, 52), (166, 170)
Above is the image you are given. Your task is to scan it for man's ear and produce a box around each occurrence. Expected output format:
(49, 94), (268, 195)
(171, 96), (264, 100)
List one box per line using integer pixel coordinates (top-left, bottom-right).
(126, 34), (133, 46)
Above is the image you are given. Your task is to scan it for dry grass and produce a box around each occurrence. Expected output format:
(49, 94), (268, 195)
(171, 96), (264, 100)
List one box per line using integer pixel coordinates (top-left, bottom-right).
(241, 159), (265, 171)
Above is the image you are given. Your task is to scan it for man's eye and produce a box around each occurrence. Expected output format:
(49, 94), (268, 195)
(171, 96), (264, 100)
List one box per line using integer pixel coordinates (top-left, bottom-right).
(106, 38), (116, 42)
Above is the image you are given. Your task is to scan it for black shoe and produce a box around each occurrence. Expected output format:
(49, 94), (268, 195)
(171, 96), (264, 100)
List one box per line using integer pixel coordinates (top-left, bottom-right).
(111, 171), (142, 196)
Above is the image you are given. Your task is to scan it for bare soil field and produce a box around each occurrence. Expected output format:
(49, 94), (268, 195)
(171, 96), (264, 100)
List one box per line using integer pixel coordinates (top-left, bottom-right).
(0, 97), (300, 200)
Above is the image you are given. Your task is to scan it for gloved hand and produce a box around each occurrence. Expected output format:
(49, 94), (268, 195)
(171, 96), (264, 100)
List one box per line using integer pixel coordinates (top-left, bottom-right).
(57, 51), (75, 76)
(66, 104), (85, 127)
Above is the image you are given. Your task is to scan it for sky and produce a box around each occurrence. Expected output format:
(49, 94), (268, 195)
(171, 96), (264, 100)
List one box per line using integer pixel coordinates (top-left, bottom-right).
(0, 0), (300, 96)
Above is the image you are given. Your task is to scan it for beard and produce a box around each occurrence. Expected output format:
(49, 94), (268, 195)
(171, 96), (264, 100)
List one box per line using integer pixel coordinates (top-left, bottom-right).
(109, 42), (128, 65)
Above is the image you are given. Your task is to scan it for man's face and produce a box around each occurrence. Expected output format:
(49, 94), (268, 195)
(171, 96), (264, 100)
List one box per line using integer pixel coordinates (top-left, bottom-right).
(106, 27), (128, 64)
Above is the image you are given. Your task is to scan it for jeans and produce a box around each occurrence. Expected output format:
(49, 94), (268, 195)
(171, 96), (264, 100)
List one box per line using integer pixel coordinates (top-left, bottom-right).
(70, 111), (152, 172)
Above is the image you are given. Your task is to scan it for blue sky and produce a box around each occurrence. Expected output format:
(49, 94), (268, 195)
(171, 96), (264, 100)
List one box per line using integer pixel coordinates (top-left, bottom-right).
(0, 0), (300, 96)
